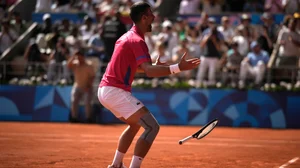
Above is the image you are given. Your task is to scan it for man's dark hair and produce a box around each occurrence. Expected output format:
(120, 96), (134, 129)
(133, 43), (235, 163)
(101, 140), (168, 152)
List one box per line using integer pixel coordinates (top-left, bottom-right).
(130, 2), (151, 23)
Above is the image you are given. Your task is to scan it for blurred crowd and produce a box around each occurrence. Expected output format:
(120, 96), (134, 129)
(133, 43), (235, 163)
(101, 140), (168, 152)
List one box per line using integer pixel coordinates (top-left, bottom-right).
(1, 0), (300, 89)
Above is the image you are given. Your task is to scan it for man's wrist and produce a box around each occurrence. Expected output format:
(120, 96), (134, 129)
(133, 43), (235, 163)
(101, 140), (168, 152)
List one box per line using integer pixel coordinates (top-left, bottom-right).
(169, 63), (181, 74)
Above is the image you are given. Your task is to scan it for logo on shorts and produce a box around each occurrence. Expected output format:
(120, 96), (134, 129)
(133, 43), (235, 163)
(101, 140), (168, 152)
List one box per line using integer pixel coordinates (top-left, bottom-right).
(137, 102), (141, 105)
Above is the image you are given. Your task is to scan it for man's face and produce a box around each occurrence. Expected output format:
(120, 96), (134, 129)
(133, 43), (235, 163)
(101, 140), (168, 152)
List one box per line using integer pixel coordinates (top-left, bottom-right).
(253, 45), (260, 54)
(142, 8), (155, 32)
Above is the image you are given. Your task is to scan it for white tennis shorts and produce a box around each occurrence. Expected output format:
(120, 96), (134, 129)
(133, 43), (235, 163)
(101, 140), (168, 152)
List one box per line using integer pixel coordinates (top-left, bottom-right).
(97, 86), (144, 119)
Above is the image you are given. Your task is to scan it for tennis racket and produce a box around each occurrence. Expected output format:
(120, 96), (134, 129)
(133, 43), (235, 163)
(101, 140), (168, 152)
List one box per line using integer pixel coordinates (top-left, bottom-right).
(179, 118), (219, 145)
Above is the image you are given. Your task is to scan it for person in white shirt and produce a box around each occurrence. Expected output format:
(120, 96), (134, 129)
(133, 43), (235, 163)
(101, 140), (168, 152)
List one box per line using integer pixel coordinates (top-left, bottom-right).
(157, 20), (179, 58)
(217, 16), (235, 46)
(282, 0), (300, 14)
(232, 26), (249, 57)
(0, 19), (17, 55)
(179, 0), (201, 14)
(151, 41), (171, 64)
(276, 18), (300, 67)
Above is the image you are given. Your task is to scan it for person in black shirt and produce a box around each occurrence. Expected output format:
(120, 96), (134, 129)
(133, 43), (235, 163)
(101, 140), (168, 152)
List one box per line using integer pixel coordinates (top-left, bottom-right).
(101, 11), (127, 63)
(47, 37), (71, 84)
(196, 27), (221, 87)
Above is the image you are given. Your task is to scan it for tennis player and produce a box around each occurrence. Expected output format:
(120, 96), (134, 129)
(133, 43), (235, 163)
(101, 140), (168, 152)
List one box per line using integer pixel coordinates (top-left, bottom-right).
(98, 2), (201, 168)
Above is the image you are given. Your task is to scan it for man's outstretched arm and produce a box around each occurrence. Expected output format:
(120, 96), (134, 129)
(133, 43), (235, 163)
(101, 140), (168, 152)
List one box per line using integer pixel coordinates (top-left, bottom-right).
(140, 52), (200, 78)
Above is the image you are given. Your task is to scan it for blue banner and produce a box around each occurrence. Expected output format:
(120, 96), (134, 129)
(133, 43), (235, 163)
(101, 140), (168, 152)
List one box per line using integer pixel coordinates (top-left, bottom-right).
(0, 86), (300, 128)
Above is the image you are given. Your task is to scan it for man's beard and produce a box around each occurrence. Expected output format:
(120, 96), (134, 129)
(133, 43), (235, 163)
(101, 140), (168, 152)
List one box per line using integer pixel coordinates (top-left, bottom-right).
(147, 24), (152, 32)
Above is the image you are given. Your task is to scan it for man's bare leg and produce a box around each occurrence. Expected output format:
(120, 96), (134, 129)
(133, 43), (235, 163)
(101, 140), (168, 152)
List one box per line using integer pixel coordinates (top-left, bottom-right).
(110, 107), (159, 168)
(126, 107), (160, 168)
(110, 121), (140, 167)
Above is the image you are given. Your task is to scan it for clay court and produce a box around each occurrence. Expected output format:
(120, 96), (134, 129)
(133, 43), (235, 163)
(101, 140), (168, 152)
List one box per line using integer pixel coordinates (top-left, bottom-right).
(0, 122), (299, 168)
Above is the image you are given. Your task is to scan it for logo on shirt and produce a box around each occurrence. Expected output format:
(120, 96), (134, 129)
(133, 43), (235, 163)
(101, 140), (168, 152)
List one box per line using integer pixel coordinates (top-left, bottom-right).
(136, 102), (141, 105)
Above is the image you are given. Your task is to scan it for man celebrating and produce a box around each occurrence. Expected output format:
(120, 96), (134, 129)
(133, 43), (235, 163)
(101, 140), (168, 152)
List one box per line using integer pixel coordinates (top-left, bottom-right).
(98, 2), (200, 168)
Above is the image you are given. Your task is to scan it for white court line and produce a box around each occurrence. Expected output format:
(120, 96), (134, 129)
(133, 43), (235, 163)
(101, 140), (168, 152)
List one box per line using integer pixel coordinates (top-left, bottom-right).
(1, 132), (300, 144)
(279, 157), (299, 168)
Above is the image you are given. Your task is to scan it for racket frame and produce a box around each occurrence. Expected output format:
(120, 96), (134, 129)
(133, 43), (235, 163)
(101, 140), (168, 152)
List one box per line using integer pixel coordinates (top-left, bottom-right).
(179, 118), (219, 145)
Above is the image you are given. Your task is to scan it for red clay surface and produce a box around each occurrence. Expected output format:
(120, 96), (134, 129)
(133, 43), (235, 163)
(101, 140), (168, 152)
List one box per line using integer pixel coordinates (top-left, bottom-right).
(0, 122), (300, 168)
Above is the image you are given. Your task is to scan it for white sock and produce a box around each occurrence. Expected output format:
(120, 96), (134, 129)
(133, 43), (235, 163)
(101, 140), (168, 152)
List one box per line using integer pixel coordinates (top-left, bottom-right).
(129, 155), (143, 168)
(112, 150), (125, 166)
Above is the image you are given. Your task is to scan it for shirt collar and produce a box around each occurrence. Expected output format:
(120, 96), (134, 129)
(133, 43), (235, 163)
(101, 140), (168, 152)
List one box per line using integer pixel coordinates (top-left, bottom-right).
(131, 25), (145, 40)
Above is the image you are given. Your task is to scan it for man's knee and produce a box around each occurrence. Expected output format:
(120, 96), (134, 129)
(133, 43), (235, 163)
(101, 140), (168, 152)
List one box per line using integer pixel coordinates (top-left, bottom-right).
(138, 113), (160, 144)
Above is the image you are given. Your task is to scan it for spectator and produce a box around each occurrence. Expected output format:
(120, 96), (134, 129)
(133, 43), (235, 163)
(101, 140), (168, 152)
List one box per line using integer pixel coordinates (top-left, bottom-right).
(78, 0), (98, 18)
(217, 16), (235, 46)
(65, 26), (84, 56)
(236, 14), (257, 43)
(47, 37), (72, 84)
(119, 0), (134, 16)
(38, 14), (53, 35)
(260, 12), (279, 43)
(257, 25), (273, 55)
(187, 26), (201, 58)
(0, 19), (17, 55)
(158, 20), (179, 58)
(58, 18), (71, 38)
(35, 0), (52, 12)
(200, 0), (222, 15)
(201, 17), (225, 42)
(10, 12), (27, 35)
(172, 38), (194, 80)
(276, 14), (293, 42)
(195, 12), (210, 34)
(86, 27), (105, 73)
(264, 0), (284, 13)
(23, 38), (48, 77)
(67, 50), (95, 123)
(101, 11), (127, 62)
(282, 0), (300, 15)
(151, 41), (172, 64)
(276, 18), (300, 67)
(175, 17), (189, 41)
(196, 27), (222, 86)
(220, 42), (244, 86)
(179, 0), (200, 14)
(80, 16), (96, 43)
(239, 41), (269, 88)
(98, 0), (115, 15)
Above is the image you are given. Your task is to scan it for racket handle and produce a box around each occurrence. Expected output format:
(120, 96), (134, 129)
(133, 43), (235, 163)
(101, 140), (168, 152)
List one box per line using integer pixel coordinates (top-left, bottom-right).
(179, 135), (193, 145)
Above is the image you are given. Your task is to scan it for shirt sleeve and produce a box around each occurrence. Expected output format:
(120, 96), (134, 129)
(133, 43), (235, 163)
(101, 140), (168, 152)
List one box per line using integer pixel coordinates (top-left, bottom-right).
(132, 40), (151, 66)
(264, 52), (270, 64)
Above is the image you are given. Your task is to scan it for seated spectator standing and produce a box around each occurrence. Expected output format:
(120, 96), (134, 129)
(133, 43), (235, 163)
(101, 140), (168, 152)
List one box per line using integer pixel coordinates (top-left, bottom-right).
(220, 42), (244, 87)
(276, 18), (300, 67)
(38, 14), (53, 35)
(47, 37), (71, 84)
(23, 38), (48, 77)
(217, 16), (235, 47)
(86, 27), (105, 73)
(101, 11), (127, 62)
(0, 19), (17, 55)
(239, 41), (270, 88)
(196, 27), (222, 86)
(10, 12), (27, 35)
(172, 38), (194, 80)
